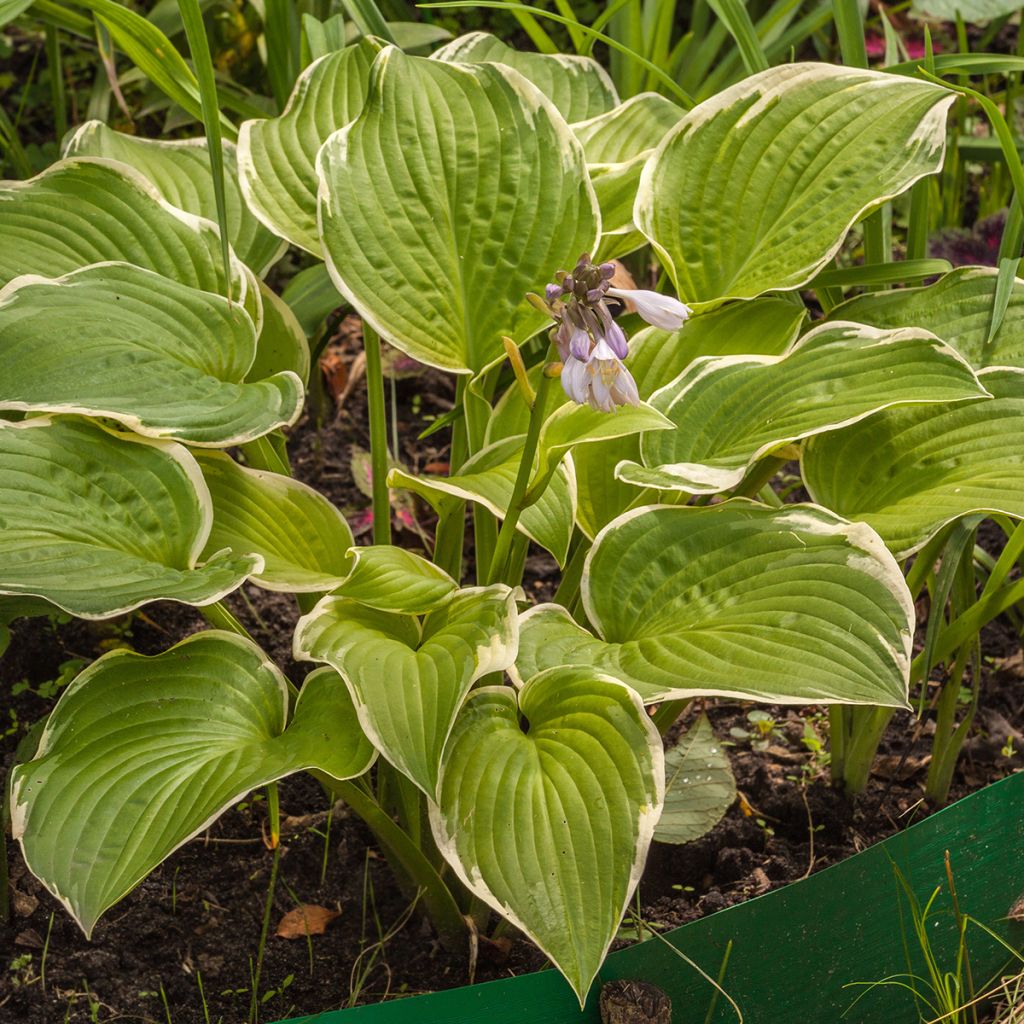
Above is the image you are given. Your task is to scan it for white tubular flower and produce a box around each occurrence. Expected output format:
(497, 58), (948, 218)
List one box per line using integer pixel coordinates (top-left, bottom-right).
(607, 288), (692, 330)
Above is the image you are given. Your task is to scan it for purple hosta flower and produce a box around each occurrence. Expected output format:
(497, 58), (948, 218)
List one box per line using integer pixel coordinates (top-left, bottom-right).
(606, 287), (692, 331)
(536, 254), (645, 412)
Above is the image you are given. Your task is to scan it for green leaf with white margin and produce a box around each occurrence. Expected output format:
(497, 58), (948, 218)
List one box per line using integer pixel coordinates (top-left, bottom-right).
(637, 64), (954, 306)
(803, 367), (1024, 558)
(829, 267), (1024, 369)
(655, 713), (735, 845)
(616, 322), (989, 494)
(237, 38), (381, 254)
(911, 0), (1020, 20)
(249, 279), (311, 386)
(330, 546), (458, 614)
(194, 450), (353, 592)
(0, 158), (251, 302)
(0, 418), (259, 619)
(295, 585), (518, 796)
(512, 502), (913, 708)
(431, 665), (663, 1006)
(317, 46), (600, 374)
(432, 31), (618, 123)
(389, 437), (577, 566)
(0, 263), (302, 446)
(63, 120), (285, 276)
(11, 631), (375, 937)
(572, 93), (685, 239)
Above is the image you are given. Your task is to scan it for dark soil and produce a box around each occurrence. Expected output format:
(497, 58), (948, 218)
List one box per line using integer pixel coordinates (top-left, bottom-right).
(2, 342), (1022, 1024)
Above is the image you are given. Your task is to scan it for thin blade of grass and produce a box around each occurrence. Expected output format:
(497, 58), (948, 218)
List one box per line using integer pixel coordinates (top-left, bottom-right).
(707, 0), (768, 73)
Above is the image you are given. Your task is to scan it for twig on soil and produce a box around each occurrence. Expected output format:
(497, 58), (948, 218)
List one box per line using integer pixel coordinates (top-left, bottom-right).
(798, 789), (816, 881)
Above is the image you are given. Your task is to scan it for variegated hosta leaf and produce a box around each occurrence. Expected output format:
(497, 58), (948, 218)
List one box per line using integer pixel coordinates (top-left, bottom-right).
(830, 267), (1024, 369)
(11, 631), (375, 937)
(512, 502), (913, 707)
(431, 666), (663, 1005)
(0, 263), (302, 445)
(803, 367), (1024, 558)
(195, 451), (353, 592)
(637, 64), (954, 305)
(63, 120), (285, 275)
(616, 322), (988, 494)
(389, 438), (577, 566)
(912, 0), (1020, 20)
(655, 713), (735, 845)
(432, 31), (618, 123)
(237, 39), (381, 253)
(0, 158), (251, 304)
(317, 46), (600, 374)
(0, 418), (258, 618)
(572, 93), (685, 241)
(249, 280), (311, 386)
(330, 545), (458, 614)
(294, 586), (518, 796)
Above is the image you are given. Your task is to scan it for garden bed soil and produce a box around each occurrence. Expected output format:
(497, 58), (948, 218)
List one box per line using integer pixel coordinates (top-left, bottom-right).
(2, 344), (1022, 1023)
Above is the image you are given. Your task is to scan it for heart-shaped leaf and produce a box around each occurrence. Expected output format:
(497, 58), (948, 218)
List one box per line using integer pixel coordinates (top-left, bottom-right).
(0, 157), (250, 300)
(616, 322), (988, 494)
(237, 39), (381, 253)
(331, 545), (458, 614)
(195, 450), (353, 592)
(0, 418), (259, 618)
(430, 665), (663, 1005)
(655, 713), (735, 845)
(432, 31), (618, 123)
(830, 267), (1024, 369)
(64, 120), (285, 275)
(11, 631), (375, 936)
(637, 64), (954, 304)
(0, 263), (302, 445)
(317, 46), (600, 374)
(803, 367), (1024, 557)
(389, 438), (577, 566)
(294, 586), (518, 795)
(513, 502), (913, 707)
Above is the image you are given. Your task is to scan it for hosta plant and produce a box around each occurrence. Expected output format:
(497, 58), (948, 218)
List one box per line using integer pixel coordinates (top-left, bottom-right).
(5, 33), (1024, 1006)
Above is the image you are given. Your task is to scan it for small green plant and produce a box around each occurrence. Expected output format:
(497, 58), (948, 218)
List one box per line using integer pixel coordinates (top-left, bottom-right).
(729, 711), (786, 752)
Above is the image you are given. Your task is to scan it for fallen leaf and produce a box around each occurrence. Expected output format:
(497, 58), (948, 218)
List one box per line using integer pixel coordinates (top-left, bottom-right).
(423, 461), (449, 475)
(14, 929), (44, 948)
(12, 889), (38, 918)
(276, 904), (341, 939)
(319, 351), (349, 401)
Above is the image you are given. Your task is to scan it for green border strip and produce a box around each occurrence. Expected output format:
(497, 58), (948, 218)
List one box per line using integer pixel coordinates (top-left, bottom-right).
(276, 773), (1024, 1023)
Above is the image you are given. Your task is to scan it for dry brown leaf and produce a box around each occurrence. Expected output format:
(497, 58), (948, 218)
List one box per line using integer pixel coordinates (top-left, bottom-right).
(12, 888), (38, 918)
(319, 351), (349, 401)
(275, 904), (341, 939)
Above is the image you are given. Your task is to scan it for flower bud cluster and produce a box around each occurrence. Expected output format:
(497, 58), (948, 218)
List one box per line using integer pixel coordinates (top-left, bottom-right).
(531, 254), (691, 412)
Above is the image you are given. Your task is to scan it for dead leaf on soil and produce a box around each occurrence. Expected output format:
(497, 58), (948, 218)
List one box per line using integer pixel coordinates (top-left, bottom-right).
(12, 888), (39, 918)
(14, 929), (44, 948)
(872, 754), (930, 781)
(275, 904), (341, 939)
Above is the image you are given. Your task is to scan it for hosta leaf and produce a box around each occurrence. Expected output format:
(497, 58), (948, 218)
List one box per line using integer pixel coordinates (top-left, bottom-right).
(389, 438), (577, 566)
(295, 586), (518, 796)
(11, 632), (374, 937)
(573, 93), (685, 240)
(0, 418), (258, 618)
(63, 120), (285, 275)
(248, 280), (311, 386)
(0, 158), (250, 302)
(0, 263), (303, 446)
(617, 322), (988, 494)
(512, 502), (912, 707)
(195, 451), (353, 592)
(911, 0), (1020, 19)
(637, 64), (954, 305)
(432, 31), (618, 123)
(317, 46), (600, 374)
(830, 267), (1024, 369)
(237, 39), (381, 253)
(655, 713), (735, 845)
(331, 545), (458, 614)
(431, 666), (663, 1005)
(803, 367), (1024, 558)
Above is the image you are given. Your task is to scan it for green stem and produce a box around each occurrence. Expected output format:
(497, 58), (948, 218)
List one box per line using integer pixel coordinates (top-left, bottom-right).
(552, 534), (589, 608)
(829, 705), (847, 786)
(432, 379), (469, 580)
(241, 433), (291, 476)
(363, 323), (392, 547)
(200, 601), (254, 641)
(485, 370), (554, 586)
(925, 643), (975, 805)
(331, 779), (467, 947)
(731, 455), (788, 499)
(842, 705), (896, 795)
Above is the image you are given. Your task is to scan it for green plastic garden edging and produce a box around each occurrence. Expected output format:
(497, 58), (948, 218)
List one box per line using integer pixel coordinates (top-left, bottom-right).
(275, 773), (1023, 1024)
